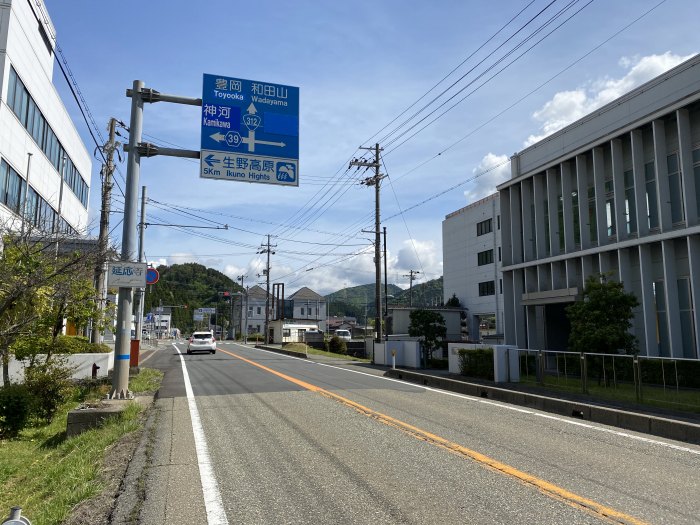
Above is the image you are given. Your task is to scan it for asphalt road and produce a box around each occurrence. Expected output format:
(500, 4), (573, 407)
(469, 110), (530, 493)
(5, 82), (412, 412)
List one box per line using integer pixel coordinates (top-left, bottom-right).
(139, 341), (700, 525)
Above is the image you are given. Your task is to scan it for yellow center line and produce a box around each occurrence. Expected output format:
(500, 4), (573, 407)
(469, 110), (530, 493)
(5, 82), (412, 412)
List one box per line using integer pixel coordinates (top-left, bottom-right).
(218, 347), (650, 525)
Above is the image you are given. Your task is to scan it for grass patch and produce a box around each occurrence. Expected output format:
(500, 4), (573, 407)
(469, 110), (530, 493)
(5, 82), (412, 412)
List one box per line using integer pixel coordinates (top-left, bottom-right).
(521, 375), (700, 414)
(129, 368), (164, 393)
(281, 342), (309, 353)
(0, 368), (163, 525)
(306, 346), (371, 362)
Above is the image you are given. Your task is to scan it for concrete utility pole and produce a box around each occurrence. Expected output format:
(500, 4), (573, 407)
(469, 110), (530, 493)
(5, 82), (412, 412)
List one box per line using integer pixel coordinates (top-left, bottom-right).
(238, 274), (247, 338)
(110, 81), (144, 399)
(404, 270), (421, 307)
(258, 235), (275, 344)
(91, 118), (117, 344)
(383, 226), (389, 341)
(351, 144), (384, 343)
(133, 185), (147, 349)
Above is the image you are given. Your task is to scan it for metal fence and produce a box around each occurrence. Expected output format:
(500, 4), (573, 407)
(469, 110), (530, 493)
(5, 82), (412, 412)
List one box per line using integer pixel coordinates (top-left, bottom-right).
(514, 349), (700, 412)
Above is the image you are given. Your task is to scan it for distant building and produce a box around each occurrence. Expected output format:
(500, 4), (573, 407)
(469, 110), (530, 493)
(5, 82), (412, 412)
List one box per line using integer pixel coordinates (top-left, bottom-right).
(246, 285), (270, 335)
(388, 307), (465, 342)
(288, 286), (327, 330)
(0, 0), (91, 233)
(498, 54), (700, 358)
(442, 193), (503, 343)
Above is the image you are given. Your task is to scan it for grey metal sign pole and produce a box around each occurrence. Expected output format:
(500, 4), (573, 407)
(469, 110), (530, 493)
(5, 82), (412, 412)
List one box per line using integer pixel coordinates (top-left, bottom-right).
(110, 80), (144, 399)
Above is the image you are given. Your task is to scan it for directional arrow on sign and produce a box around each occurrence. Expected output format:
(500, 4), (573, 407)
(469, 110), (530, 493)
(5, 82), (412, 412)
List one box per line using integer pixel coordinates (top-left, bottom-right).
(204, 154), (221, 167)
(247, 102), (257, 114)
(210, 132), (226, 143)
(241, 130), (285, 153)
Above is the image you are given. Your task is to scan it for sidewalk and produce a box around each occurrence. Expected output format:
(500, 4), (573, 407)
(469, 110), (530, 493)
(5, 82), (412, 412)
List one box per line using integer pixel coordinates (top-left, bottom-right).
(256, 343), (700, 444)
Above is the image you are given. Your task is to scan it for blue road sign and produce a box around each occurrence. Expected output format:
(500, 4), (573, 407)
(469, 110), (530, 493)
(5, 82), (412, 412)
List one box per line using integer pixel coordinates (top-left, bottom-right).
(201, 74), (299, 186)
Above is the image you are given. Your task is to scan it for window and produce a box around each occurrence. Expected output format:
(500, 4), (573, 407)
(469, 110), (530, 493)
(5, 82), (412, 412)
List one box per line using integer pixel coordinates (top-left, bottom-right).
(572, 190), (580, 245)
(7, 67), (88, 208)
(605, 177), (616, 237)
(653, 280), (669, 357)
(476, 218), (492, 236)
(497, 215), (500, 229)
(499, 279), (503, 294)
(498, 247), (501, 262)
(282, 329), (291, 338)
(645, 161), (659, 229)
(694, 148), (700, 214)
(477, 249), (493, 266)
(667, 153), (685, 224)
(624, 170), (637, 234)
(1, 160), (25, 214)
(478, 281), (495, 296)
(300, 307), (305, 315)
(588, 184), (598, 243)
(678, 277), (697, 359)
(256, 306), (262, 315)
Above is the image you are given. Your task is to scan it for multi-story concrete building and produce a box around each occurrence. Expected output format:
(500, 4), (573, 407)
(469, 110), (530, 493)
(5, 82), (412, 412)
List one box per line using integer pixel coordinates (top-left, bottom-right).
(498, 54), (700, 358)
(0, 0), (90, 234)
(442, 192), (503, 342)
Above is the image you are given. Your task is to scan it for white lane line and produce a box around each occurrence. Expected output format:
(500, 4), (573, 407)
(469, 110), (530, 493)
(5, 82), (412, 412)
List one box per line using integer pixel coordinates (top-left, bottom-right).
(175, 345), (230, 525)
(245, 345), (700, 456)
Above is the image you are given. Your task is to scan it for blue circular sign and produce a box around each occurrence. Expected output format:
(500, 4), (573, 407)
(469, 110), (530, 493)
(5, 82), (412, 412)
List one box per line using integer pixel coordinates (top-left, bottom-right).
(146, 268), (159, 285)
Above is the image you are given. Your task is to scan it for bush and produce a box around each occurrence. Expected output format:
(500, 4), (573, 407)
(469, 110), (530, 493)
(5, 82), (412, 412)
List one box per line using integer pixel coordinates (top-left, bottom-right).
(23, 358), (75, 421)
(327, 335), (347, 355)
(12, 335), (110, 360)
(0, 384), (36, 438)
(53, 335), (111, 354)
(458, 348), (494, 380)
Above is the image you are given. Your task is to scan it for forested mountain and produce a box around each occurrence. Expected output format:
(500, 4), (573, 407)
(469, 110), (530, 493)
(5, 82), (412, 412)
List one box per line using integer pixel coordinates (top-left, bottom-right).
(324, 277), (445, 322)
(142, 263), (445, 332)
(143, 263), (241, 334)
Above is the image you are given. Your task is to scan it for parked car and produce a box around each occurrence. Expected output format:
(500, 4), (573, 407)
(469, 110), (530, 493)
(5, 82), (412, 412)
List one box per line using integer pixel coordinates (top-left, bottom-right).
(334, 329), (351, 341)
(187, 331), (216, 354)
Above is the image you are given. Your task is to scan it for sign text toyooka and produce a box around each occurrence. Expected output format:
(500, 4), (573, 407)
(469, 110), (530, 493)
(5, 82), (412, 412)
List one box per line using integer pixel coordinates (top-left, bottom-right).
(200, 74), (299, 186)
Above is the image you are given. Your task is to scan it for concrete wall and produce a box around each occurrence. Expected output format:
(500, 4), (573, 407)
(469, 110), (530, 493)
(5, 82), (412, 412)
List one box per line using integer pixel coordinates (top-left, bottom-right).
(0, 351), (114, 386)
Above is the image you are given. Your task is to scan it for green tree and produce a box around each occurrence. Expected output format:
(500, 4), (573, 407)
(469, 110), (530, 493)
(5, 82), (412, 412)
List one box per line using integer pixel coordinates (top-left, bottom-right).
(408, 309), (446, 366)
(566, 274), (639, 355)
(445, 293), (461, 308)
(0, 221), (103, 383)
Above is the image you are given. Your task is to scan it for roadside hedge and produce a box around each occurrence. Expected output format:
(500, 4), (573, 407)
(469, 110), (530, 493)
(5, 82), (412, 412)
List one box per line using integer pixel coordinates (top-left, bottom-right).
(458, 348), (494, 381)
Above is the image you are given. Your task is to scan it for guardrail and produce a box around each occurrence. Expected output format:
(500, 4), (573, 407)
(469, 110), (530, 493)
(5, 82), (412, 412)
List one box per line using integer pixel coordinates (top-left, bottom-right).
(514, 349), (700, 412)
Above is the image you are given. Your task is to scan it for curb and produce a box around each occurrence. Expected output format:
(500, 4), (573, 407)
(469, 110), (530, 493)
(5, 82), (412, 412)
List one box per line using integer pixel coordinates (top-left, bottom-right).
(384, 368), (700, 445)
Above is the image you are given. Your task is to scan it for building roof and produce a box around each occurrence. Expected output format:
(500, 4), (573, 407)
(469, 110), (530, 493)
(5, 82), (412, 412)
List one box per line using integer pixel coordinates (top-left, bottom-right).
(247, 285), (269, 299)
(289, 286), (324, 300)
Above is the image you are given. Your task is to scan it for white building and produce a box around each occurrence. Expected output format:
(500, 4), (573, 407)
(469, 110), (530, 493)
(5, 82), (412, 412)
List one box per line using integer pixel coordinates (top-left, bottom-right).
(498, 54), (700, 358)
(442, 192), (503, 342)
(288, 286), (327, 331)
(246, 285), (269, 336)
(0, 0), (90, 234)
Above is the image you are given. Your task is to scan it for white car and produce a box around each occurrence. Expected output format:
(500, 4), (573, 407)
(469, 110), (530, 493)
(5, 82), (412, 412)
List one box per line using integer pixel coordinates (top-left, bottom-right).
(187, 331), (217, 354)
(334, 329), (351, 341)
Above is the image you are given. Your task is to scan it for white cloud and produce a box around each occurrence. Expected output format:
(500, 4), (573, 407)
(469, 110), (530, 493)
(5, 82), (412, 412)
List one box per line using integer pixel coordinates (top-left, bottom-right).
(525, 52), (696, 146)
(395, 239), (440, 281)
(464, 153), (511, 203)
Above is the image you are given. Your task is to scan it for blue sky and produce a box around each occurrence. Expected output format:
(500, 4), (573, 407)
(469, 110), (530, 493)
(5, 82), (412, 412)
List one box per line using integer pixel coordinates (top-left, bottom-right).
(43, 0), (698, 295)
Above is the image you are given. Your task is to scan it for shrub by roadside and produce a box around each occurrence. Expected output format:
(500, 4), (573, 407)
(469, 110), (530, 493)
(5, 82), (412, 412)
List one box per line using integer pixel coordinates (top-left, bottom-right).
(0, 368), (163, 525)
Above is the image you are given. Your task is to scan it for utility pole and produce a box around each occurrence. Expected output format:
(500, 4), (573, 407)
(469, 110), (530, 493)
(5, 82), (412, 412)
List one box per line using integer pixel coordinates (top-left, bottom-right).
(237, 274), (247, 339)
(92, 118), (118, 344)
(258, 235), (275, 344)
(351, 143), (384, 343)
(111, 81), (144, 399)
(383, 226), (388, 341)
(404, 270), (421, 307)
(134, 185), (147, 348)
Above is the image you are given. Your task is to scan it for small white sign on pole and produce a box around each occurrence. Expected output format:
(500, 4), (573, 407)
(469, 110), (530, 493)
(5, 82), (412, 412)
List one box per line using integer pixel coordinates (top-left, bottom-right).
(107, 262), (147, 288)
